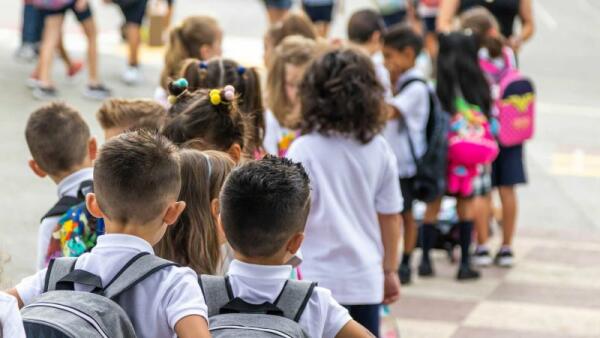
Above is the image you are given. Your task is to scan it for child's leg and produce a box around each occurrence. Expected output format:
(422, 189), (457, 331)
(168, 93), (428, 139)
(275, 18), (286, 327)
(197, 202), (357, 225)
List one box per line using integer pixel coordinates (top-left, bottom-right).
(57, 38), (73, 69)
(456, 197), (480, 280)
(498, 186), (517, 247)
(79, 17), (99, 85)
(474, 193), (491, 246)
(38, 14), (65, 87)
(125, 23), (141, 67)
(419, 197), (442, 275)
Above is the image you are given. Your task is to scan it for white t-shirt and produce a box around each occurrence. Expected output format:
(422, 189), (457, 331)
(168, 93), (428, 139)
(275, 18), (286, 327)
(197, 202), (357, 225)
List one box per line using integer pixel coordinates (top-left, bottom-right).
(372, 52), (393, 100)
(0, 292), (25, 338)
(226, 260), (351, 338)
(263, 109), (298, 157)
(16, 234), (208, 338)
(383, 68), (430, 178)
(37, 168), (94, 270)
(287, 133), (403, 304)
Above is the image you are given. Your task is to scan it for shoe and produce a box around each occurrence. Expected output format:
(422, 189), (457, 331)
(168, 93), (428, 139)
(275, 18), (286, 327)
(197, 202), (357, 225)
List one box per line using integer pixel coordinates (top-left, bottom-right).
(399, 264), (412, 285)
(122, 66), (142, 85)
(494, 248), (514, 268)
(26, 74), (41, 89)
(457, 264), (481, 280)
(418, 260), (435, 277)
(33, 86), (58, 100)
(473, 248), (493, 267)
(83, 84), (112, 100)
(15, 44), (37, 63)
(68, 61), (84, 78)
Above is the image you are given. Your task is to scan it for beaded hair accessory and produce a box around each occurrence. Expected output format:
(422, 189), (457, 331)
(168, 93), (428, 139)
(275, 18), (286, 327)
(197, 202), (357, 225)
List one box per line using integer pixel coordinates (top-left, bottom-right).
(209, 85), (235, 106)
(167, 78), (189, 105)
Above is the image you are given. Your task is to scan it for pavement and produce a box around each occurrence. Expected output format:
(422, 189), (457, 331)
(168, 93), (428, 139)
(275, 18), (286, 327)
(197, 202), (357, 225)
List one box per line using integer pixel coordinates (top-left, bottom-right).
(0, 0), (599, 337)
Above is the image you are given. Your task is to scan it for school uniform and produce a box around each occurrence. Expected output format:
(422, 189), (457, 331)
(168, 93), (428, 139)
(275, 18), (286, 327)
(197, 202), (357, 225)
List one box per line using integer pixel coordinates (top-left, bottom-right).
(372, 51), (393, 100)
(16, 234), (208, 338)
(36, 167), (93, 270)
(226, 260), (351, 338)
(0, 292), (25, 338)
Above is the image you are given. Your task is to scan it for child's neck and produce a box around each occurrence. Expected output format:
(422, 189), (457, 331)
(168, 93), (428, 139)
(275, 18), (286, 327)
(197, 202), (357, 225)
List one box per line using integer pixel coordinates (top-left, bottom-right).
(234, 252), (288, 266)
(49, 161), (93, 185)
(105, 221), (161, 247)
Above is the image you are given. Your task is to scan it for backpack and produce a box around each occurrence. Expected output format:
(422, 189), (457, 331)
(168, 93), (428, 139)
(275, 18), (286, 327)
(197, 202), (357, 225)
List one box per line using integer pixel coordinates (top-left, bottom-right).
(32, 0), (73, 10)
(199, 275), (316, 338)
(42, 180), (104, 266)
(21, 252), (176, 338)
(479, 48), (536, 146)
(398, 78), (449, 203)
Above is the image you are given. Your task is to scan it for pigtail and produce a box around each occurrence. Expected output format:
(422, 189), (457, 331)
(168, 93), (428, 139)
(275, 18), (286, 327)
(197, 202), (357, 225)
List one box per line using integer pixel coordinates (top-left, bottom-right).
(239, 67), (265, 152)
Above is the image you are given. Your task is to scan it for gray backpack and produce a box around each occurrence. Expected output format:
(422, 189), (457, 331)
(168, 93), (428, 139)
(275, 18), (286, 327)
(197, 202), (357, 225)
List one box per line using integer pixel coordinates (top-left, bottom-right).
(21, 252), (176, 338)
(199, 275), (316, 338)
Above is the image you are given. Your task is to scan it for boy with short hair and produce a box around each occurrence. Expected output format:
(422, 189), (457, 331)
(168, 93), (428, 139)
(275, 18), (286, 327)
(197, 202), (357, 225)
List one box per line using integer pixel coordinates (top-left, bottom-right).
(96, 98), (167, 140)
(382, 25), (435, 284)
(8, 131), (210, 338)
(24, 102), (97, 269)
(217, 156), (372, 338)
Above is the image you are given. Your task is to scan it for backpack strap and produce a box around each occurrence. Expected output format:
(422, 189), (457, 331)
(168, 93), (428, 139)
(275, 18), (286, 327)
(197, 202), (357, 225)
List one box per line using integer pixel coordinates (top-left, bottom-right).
(43, 257), (78, 292)
(101, 252), (177, 300)
(41, 180), (94, 221)
(397, 78), (434, 166)
(274, 280), (316, 322)
(199, 275), (233, 318)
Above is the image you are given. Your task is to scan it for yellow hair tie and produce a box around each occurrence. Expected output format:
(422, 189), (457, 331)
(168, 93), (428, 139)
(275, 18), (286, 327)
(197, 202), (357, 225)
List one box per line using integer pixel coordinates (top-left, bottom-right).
(167, 95), (177, 105)
(209, 89), (222, 105)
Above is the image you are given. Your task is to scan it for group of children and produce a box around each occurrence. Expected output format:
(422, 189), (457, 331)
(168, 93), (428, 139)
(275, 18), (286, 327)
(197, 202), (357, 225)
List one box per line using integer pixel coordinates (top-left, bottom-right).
(2, 4), (531, 338)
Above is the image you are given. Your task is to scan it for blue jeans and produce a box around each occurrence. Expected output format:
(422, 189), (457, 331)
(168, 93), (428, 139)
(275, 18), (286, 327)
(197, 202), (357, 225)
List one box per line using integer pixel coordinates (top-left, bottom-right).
(22, 3), (44, 44)
(344, 304), (381, 337)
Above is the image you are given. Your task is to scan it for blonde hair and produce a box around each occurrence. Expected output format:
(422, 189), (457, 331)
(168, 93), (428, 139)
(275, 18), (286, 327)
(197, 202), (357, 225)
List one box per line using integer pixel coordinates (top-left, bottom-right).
(160, 16), (221, 89)
(96, 98), (167, 131)
(264, 11), (318, 67)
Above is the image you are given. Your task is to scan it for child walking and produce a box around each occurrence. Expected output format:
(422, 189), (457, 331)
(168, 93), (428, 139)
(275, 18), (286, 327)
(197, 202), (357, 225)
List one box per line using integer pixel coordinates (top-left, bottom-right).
(287, 48), (403, 335)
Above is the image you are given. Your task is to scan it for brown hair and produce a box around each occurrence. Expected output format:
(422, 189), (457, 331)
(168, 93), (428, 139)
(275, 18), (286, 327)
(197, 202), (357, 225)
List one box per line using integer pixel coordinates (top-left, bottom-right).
(180, 58), (264, 155)
(93, 130), (181, 225)
(160, 16), (221, 89)
(460, 7), (505, 58)
(300, 48), (385, 144)
(264, 11), (318, 67)
(96, 98), (167, 133)
(155, 149), (235, 275)
(267, 35), (320, 128)
(25, 102), (90, 176)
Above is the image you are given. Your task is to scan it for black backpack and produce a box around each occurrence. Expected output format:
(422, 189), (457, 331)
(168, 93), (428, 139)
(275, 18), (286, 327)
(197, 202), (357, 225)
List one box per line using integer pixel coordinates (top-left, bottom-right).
(398, 78), (448, 203)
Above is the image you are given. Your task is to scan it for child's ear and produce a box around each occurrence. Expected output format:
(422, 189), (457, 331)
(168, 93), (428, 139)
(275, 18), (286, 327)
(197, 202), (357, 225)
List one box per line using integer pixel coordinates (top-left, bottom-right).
(216, 213), (227, 245)
(286, 232), (305, 255)
(210, 199), (220, 221)
(164, 201), (186, 226)
(28, 159), (47, 178)
(86, 193), (104, 219)
(227, 144), (242, 163)
(88, 137), (98, 161)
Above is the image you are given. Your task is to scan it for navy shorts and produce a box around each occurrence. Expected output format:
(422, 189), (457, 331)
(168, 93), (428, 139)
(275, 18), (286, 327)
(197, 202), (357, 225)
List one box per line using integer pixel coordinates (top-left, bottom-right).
(119, 0), (148, 25)
(303, 3), (334, 23)
(343, 304), (380, 337)
(492, 144), (527, 187)
(382, 9), (406, 27)
(39, 2), (92, 22)
(400, 177), (416, 214)
(422, 16), (436, 33)
(264, 0), (292, 9)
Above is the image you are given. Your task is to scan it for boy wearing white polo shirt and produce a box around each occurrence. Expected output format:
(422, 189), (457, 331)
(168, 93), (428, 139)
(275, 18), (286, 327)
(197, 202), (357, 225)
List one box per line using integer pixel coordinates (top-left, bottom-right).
(218, 156), (372, 338)
(7, 131), (210, 338)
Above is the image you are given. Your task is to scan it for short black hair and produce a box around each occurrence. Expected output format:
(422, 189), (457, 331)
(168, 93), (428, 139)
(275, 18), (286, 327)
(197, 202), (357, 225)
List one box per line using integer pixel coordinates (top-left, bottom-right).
(383, 24), (423, 55)
(348, 9), (386, 43)
(220, 155), (310, 258)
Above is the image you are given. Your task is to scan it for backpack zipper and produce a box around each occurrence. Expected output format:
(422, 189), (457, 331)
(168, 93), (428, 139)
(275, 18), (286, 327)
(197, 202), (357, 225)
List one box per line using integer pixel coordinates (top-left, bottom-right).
(25, 302), (109, 338)
(211, 325), (295, 338)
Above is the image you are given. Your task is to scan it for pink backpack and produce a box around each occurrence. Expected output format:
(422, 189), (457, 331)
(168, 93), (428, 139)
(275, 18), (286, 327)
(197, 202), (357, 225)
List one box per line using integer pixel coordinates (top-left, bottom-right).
(479, 48), (535, 147)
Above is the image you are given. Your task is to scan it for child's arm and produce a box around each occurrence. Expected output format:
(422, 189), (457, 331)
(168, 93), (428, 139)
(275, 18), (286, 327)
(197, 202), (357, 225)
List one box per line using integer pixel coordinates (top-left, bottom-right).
(335, 320), (375, 338)
(379, 213), (402, 305)
(174, 315), (211, 338)
(4, 289), (24, 309)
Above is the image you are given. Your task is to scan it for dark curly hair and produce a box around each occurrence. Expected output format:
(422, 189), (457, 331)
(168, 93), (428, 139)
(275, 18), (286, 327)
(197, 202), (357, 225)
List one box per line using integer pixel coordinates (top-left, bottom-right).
(299, 48), (385, 144)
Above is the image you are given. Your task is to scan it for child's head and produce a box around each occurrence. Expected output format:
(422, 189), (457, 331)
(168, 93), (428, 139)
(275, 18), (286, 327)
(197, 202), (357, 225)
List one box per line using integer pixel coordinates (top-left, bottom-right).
(179, 58), (264, 154)
(300, 48), (385, 144)
(96, 99), (167, 140)
(267, 35), (319, 128)
(436, 31), (491, 114)
(220, 156), (310, 262)
(162, 83), (246, 162)
(88, 131), (184, 245)
(383, 24), (423, 83)
(160, 16), (222, 89)
(264, 11), (318, 67)
(460, 7), (504, 58)
(25, 102), (96, 181)
(347, 9), (386, 54)
(155, 149), (235, 275)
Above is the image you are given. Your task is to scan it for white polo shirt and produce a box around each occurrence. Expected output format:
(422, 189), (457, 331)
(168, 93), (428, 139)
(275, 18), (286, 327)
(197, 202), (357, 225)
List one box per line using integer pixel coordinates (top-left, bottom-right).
(287, 133), (403, 305)
(37, 167), (94, 270)
(227, 260), (351, 338)
(0, 292), (25, 338)
(372, 51), (393, 100)
(16, 234), (208, 338)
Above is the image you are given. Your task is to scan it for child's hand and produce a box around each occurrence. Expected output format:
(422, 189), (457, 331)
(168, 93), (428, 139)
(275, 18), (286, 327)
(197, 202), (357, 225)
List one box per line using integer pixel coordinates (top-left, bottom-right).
(382, 271), (401, 305)
(75, 0), (88, 12)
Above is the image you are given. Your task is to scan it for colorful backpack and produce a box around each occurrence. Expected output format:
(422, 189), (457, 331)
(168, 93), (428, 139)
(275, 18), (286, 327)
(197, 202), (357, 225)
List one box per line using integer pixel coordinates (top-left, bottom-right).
(278, 130), (301, 158)
(32, 0), (73, 10)
(479, 48), (535, 147)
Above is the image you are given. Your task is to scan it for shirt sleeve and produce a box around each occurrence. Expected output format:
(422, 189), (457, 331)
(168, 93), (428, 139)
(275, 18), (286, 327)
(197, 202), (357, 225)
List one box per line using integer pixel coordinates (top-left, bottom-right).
(375, 139), (403, 214)
(0, 293), (26, 338)
(15, 268), (47, 306)
(164, 267), (209, 330)
(318, 288), (353, 338)
(390, 81), (429, 124)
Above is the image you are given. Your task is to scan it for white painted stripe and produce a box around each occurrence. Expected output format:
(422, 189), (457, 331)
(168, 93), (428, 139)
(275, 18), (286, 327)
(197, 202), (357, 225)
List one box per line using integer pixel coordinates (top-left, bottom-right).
(534, 1), (558, 30)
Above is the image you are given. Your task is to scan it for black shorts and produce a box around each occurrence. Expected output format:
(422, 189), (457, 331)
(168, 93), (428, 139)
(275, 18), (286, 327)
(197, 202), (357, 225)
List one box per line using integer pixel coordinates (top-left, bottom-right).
(492, 144), (527, 187)
(400, 177), (416, 214)
(422, 16), (436, 33)
(119, 0), (148, 25)
(264, 0), (292, 9)
(39, 2), (92, 22)
(303, 3), (334, 23)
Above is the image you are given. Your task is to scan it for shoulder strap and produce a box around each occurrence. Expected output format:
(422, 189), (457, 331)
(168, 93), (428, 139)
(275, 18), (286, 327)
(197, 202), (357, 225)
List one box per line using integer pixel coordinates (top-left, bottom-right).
(274, 280), (316, 322)
(199, 275), (233, 317)
(102, 252), (177, 300)
(398, 78), (434, 165)
(43, 257), (78, 292)
(398, 78), (427, 93)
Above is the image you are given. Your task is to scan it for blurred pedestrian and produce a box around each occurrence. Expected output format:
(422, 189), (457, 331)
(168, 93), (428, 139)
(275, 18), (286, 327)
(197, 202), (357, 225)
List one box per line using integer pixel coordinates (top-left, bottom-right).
(15, 0), (44, 62)
(263, 0), (293, 25)
(302, 0), (336, 37)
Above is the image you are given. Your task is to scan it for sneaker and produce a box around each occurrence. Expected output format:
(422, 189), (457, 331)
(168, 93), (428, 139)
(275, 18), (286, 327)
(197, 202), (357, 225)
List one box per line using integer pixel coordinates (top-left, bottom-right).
(122, 66), (142, 85)
(494, 248), (514, 268)
(68, 61), (84, 78)
(26, 74), (41, 89)
(33, 86), (58, 100)
(418, 260), (435, 277)
(399, 264), (412, 285)
(83, 84), (112, 100)
(457, 264), (481, 280)
(473, 249), (493, 267)
(15, 44), (37, 63)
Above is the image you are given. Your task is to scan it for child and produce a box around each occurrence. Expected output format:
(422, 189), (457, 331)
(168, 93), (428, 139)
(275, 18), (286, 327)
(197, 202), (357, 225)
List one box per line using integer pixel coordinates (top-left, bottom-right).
(287, 48), (403, 335)
(96, 98), (167, 140)
(264, 35), (320, 157)
(24, 102), (97, 270)
(218, 155), (372, 338)
(0, 292), (25, 338)
(433, 31), (494, 280)
(155, 149), (235, 275)
(7, 131), (211, 338)
(263, 12), (318, 67)
(382, 24), (440, 284)
(179, 58), (265, 157)
(162, 83), (247, 162)
(157, 16), (223, 104)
